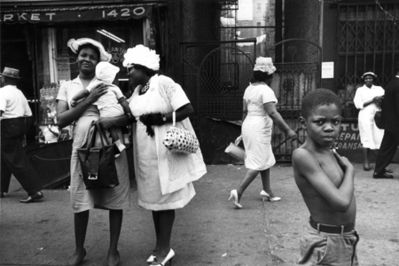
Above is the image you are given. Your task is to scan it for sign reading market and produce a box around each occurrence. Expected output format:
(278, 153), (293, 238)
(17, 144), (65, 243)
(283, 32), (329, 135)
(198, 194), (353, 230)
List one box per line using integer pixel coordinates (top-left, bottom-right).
(0, 5), (148, 23)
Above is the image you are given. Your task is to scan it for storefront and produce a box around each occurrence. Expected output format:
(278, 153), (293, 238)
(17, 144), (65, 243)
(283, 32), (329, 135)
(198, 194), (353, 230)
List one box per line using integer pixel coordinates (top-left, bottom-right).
(0, 0), (167, 187)
(1, 1), (166, 143)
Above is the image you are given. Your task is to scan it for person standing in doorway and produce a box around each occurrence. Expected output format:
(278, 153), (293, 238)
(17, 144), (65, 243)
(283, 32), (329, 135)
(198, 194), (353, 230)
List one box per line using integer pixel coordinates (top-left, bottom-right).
(0, 67), (44, 203)
(373, 66), (399, 179)
(353, 72), (384, 171)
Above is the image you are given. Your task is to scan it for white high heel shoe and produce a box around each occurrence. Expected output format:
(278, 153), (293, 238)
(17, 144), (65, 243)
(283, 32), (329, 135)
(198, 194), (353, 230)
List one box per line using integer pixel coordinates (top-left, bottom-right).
(151, 249), (175, 266)
(146, 254), (156, 263)
(260, 190), (281, 202)
(228, 189), (243, 209)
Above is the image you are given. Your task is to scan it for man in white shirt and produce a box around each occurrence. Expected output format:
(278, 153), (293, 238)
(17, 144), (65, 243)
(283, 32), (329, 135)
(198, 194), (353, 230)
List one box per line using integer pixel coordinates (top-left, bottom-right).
(0, 67), (44, 202)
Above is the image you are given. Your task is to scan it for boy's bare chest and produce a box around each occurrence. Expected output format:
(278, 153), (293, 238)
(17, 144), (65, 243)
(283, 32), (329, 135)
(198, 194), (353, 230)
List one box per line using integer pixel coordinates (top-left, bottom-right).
(317, 155), (344, 186)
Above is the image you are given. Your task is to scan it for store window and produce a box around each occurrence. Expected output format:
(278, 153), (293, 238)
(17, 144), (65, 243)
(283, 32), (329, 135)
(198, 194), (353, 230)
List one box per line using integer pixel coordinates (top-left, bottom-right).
(36, 20), (144, 142)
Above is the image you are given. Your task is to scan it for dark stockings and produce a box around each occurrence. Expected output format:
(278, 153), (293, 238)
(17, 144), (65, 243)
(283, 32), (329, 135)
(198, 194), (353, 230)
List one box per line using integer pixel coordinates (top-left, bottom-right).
(69, 210), (123, 266)
(152, 210), (175, 258)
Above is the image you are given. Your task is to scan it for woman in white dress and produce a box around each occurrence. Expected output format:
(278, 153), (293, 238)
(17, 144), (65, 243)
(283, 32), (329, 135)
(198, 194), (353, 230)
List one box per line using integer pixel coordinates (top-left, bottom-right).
(353, 71), (384, 171)
(228, 57), (297, 209)
(123, 45), (207, 266)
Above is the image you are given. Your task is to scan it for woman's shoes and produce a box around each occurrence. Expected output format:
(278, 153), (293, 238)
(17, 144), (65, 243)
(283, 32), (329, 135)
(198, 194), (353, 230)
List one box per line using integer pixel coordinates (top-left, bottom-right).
(146, 254), (156, 263)
(260, 190), (281, 202)
(363, 164), (373, 171)
(228, 189), (243, 209)
(150, 249), (175, 266)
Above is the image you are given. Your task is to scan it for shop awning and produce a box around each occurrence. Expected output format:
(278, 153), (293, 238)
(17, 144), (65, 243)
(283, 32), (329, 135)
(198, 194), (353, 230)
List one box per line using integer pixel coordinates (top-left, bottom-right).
(0, 2), (165, 24)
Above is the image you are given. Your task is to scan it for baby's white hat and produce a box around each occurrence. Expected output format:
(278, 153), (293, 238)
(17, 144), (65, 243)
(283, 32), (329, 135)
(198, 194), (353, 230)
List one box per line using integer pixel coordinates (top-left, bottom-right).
(253, 57), (276, 75)
(122, 44), (160, 71)
(96, 62), (120, 83)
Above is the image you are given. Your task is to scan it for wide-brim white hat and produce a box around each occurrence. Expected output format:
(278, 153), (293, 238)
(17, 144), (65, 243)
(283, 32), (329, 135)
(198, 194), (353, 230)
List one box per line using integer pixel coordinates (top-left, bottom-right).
(123, 44), (160, 71)
(253, 57), (276, 75)
(361, 71), (377, 79)
(67, 38), (111, 62)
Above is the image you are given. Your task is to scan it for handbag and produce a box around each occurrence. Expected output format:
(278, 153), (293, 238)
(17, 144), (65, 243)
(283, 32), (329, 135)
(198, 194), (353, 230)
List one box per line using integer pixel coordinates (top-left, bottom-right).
(224, 135), (245, 161)
(163, 112), (199, 154)
(374, 110), (384, 129)
(77, 122), (119, 189)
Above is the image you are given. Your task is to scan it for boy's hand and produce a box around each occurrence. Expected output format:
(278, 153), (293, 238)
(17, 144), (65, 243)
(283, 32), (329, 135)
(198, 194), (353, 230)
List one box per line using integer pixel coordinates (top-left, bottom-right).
(333, 150), (354, 172)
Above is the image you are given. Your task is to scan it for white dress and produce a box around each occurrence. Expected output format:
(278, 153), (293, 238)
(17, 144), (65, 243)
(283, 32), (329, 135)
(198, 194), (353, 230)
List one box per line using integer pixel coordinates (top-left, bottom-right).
(57, 77), (130, 213)
(353, 84), (384, 149)
(242, 83), (277, 171)
(128, 74), (207, 211)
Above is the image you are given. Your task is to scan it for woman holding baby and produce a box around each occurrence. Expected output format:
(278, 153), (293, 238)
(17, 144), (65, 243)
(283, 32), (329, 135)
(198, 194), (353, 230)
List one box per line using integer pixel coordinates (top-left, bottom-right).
(56, 38), (130, 266)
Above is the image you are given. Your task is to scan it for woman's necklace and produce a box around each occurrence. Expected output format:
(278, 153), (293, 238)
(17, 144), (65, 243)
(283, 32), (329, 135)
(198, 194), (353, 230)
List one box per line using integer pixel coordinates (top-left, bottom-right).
(139, 81), (150, 95)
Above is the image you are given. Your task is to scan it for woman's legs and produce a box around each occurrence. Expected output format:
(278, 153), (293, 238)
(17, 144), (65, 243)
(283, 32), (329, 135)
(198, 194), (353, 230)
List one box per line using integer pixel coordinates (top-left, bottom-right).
(236, 169), (259, 201)
(69, 210), (89, 266)
(152, 210), (175, 258)
(363, 148), (372, 170)
(260, 169), (281, 201)
(260, 169), (274, 196)
(106, 209), (123, 266)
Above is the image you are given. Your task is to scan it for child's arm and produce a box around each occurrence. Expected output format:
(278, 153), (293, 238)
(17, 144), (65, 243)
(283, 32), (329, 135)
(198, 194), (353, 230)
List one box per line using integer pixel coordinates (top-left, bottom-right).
(71, 89), (90, 107)
(292, 148), (355, 211)
(118, 97), (133, 118)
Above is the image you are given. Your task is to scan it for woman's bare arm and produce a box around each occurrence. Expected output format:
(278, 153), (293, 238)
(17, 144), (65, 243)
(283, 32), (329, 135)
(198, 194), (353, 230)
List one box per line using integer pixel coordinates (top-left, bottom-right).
(56, 83), (108, 128)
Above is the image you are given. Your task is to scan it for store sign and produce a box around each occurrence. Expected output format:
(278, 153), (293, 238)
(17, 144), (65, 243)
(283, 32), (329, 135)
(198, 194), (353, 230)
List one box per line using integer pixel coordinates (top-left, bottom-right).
(335, 122), (362, 150)
(0, 6), (148, 23)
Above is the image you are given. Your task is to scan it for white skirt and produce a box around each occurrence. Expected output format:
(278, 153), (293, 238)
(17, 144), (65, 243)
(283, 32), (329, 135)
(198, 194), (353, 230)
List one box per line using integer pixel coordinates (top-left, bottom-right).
(242, 115), (276, 171)
(358, 108), (384, 149)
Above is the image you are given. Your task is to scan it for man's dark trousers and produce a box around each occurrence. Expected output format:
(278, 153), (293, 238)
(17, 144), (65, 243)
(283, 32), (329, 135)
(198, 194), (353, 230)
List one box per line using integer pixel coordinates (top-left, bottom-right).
(1, 117), (41, 195)
(374, 130), (399, 175)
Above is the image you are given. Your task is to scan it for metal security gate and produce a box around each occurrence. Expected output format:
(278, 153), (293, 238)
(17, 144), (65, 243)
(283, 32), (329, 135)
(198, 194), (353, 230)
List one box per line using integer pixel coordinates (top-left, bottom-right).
(337, 1), (399, 118)
(197, 45), (254, 120)
(181, 41), (255, 163)
(270, 39), (322, 161)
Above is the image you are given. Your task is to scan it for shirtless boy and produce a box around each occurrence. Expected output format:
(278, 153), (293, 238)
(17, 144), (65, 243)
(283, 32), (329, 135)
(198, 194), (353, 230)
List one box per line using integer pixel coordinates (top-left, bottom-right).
(292, 89), (359, 265)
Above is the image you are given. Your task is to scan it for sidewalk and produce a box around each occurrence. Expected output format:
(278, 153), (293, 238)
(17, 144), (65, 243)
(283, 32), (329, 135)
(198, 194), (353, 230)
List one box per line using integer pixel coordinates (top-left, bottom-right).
(1, 164), (398, 266)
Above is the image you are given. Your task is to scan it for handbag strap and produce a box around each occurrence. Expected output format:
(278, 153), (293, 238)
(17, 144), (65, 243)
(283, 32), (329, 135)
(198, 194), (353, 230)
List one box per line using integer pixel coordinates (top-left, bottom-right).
(84, 121), (97, 150)
(172, 111), (176, 127)
(95, 123), (110, 147)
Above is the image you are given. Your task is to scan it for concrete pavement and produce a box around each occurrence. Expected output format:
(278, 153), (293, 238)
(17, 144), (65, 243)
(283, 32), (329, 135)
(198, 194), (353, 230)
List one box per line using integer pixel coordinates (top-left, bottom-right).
(1, 164), (398, 266)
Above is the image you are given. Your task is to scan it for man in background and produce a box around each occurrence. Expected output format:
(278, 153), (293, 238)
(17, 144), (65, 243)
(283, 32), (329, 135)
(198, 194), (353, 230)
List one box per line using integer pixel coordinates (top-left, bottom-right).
(373, 65), (399, 179)
(0, 66), (44, 202)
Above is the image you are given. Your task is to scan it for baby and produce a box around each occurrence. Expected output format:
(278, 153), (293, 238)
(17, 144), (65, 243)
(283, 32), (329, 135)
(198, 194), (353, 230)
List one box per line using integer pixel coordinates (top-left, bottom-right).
(292, 89), (359, 265)
(71, 61), (132, 154)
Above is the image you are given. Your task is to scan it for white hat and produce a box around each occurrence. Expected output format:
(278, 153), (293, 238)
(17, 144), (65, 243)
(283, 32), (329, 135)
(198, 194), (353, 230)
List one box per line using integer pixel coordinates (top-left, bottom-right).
(95, 62), (120, 83)
(122, 44), (160, 71)
(361, 71), (377, 79)
(253, 57), (276, 74)
(67, 38), (111, 62)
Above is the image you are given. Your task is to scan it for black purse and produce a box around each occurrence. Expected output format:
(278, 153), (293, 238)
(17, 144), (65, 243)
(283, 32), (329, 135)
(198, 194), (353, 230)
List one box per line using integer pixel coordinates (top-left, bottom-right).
(374, 110), (384, 129)
(77, 122), (119, 189)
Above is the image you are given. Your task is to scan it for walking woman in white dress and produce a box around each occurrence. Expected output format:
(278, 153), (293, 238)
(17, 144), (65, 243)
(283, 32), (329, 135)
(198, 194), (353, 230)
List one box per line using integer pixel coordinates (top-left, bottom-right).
(123, 45), (207, 266)
(353, 71), (384, 171)
(228, 57), (297, 209)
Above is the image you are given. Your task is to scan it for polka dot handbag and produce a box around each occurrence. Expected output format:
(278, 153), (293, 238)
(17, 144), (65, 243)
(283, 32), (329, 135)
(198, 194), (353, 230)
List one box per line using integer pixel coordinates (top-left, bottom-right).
(163, 112), (199, 154)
